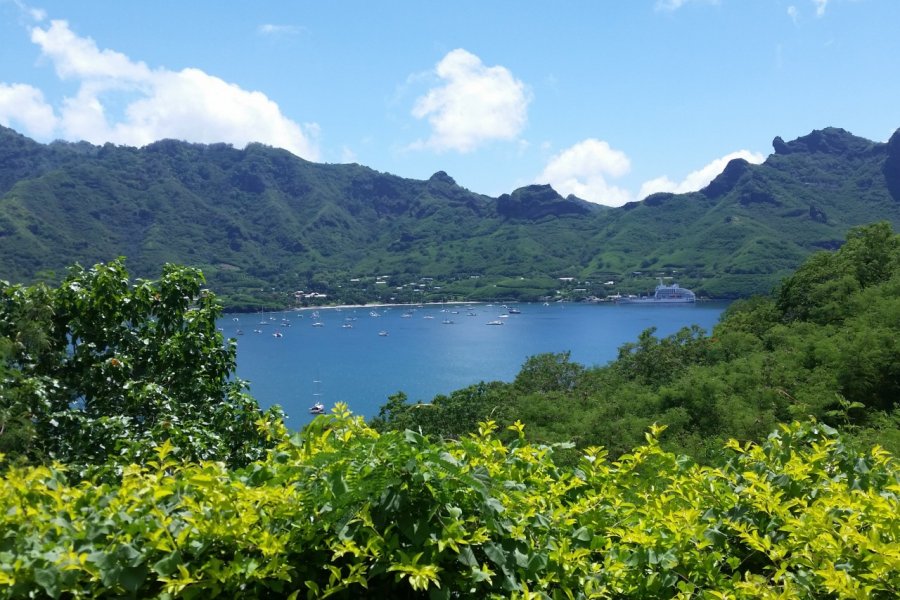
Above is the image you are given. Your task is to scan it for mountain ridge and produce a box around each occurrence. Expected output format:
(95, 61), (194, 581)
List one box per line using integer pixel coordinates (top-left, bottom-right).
(1, 124), (898, 307)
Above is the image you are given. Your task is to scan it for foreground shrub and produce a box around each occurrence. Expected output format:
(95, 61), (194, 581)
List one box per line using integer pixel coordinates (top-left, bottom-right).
(0, 409), (897, 598)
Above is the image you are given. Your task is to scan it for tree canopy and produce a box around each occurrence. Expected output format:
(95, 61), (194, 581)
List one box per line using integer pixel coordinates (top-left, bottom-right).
(0, 258), (281, 468)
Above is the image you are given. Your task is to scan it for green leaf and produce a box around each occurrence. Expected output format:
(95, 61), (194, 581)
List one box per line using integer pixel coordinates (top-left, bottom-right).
(483, 542), (508, 567)
(404, 430), (426, 445)
(118, 565), (149, 594)
(152, 551), (183, 577)
(483, 497), (505, 515)
(704, 527), (728, 547)
(572, 526), (591, 543)
(527, 552), (548, 575)
(328, 471), (349, 497)
(34, 566), (61, 598)
(457, 546), (478, 568)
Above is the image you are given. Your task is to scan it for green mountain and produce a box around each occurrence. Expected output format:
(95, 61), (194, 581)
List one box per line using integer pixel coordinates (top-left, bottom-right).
(1, 125), (898, 307)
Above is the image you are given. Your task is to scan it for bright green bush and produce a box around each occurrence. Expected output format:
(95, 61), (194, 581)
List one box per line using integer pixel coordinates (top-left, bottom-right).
(1, 410), (897, 598)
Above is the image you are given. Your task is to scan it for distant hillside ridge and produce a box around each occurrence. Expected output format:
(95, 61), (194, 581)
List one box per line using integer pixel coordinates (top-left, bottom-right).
(1, 124), (898, 307)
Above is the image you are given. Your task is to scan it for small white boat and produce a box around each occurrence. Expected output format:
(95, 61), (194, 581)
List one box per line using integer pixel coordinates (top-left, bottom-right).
(312, 322), (324, 327)
(486, 320), (504, 326)
(310, 379), (325, 414)
(272, 331), (283, 338)
(378, 330), (389, 336)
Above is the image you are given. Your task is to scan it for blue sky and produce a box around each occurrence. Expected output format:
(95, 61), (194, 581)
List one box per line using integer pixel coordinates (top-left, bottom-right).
(1, 0), (898, 206)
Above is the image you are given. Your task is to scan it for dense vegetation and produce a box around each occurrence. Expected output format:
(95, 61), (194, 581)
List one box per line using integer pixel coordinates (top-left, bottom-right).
(1, 225), (899, 598)
(0, 259), (282, 469)
(2, 125), (899, 307)
(374, 222), (900, 462)
(1, 413), (897, 598)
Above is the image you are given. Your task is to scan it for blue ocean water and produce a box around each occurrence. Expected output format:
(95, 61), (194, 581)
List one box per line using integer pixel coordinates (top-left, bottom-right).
(222, 302), (728, 428)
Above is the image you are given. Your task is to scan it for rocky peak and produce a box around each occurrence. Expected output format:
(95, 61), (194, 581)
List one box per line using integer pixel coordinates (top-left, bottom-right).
(497, 184), (595, 219)
(701, 158), (751, 199)
(772, 127), (874, 156)
(428, 171), (457, 186)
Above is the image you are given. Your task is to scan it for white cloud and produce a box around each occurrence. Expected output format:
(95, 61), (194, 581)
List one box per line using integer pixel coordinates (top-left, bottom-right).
(535, 139), (633, 207)
(812, 0), (828, 17)
(340, 146), (357, 163)
(6, 19), (319, 159)
(787, 5), (799, 23)
(535, 143), (767, 206)
(638, 149), (765, 199)
(411, 49), (529, 153)
(8, 0), (45, 22)
(258, 24), (303, 36)
(655, 0), (720, 12)
(31, 20), (152, 81)
(0, 83), (58, 137)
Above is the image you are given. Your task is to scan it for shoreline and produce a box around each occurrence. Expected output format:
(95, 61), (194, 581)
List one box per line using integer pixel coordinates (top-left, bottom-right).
(291, 300), (482, 312)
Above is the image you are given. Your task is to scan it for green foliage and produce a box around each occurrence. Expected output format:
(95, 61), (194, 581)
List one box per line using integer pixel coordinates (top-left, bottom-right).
(777, 222), (900, 324)
(371, 383), (511, 441)
(514, 352), (585, 395)
(0, 415), (897, 598)
(0, 259), (280, 468)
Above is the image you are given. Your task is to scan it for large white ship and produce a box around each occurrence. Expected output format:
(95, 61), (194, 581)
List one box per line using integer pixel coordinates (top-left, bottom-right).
(616, 280), (696, 304)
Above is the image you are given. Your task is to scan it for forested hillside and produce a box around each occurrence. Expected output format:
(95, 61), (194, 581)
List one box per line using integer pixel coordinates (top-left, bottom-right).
(2, 125), (899, 306)
(374, 222), (900, 461)
(1, 224), (898, 598)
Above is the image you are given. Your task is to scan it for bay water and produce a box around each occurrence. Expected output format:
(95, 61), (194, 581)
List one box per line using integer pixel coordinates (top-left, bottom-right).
(222, 302), (728, 428)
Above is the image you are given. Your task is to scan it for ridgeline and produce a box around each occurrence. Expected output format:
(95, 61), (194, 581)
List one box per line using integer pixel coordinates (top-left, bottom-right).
(1, 125), (899, 308)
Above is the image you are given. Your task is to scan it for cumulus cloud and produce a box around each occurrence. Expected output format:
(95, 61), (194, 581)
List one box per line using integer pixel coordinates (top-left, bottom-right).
(31, 20), (152, 81)
(535, 139), (633, 207)
(638, 150), (765, 199)
(4, 19), (318, 159)
(411, 49), (529, 153)
(0, 83), (58, 137)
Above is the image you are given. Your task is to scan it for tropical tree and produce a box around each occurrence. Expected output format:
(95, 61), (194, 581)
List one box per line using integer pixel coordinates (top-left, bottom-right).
(0, 259), (280, 468)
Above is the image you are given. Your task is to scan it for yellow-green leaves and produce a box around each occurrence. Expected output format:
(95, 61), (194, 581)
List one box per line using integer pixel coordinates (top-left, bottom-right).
(0, 419), (897, 598)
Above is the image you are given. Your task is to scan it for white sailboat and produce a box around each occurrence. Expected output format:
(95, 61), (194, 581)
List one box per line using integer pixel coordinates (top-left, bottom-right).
(309, 377), (325, 414)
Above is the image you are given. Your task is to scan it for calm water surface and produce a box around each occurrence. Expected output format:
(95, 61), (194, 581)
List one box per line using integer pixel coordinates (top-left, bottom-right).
(222, 302), (728, 427)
